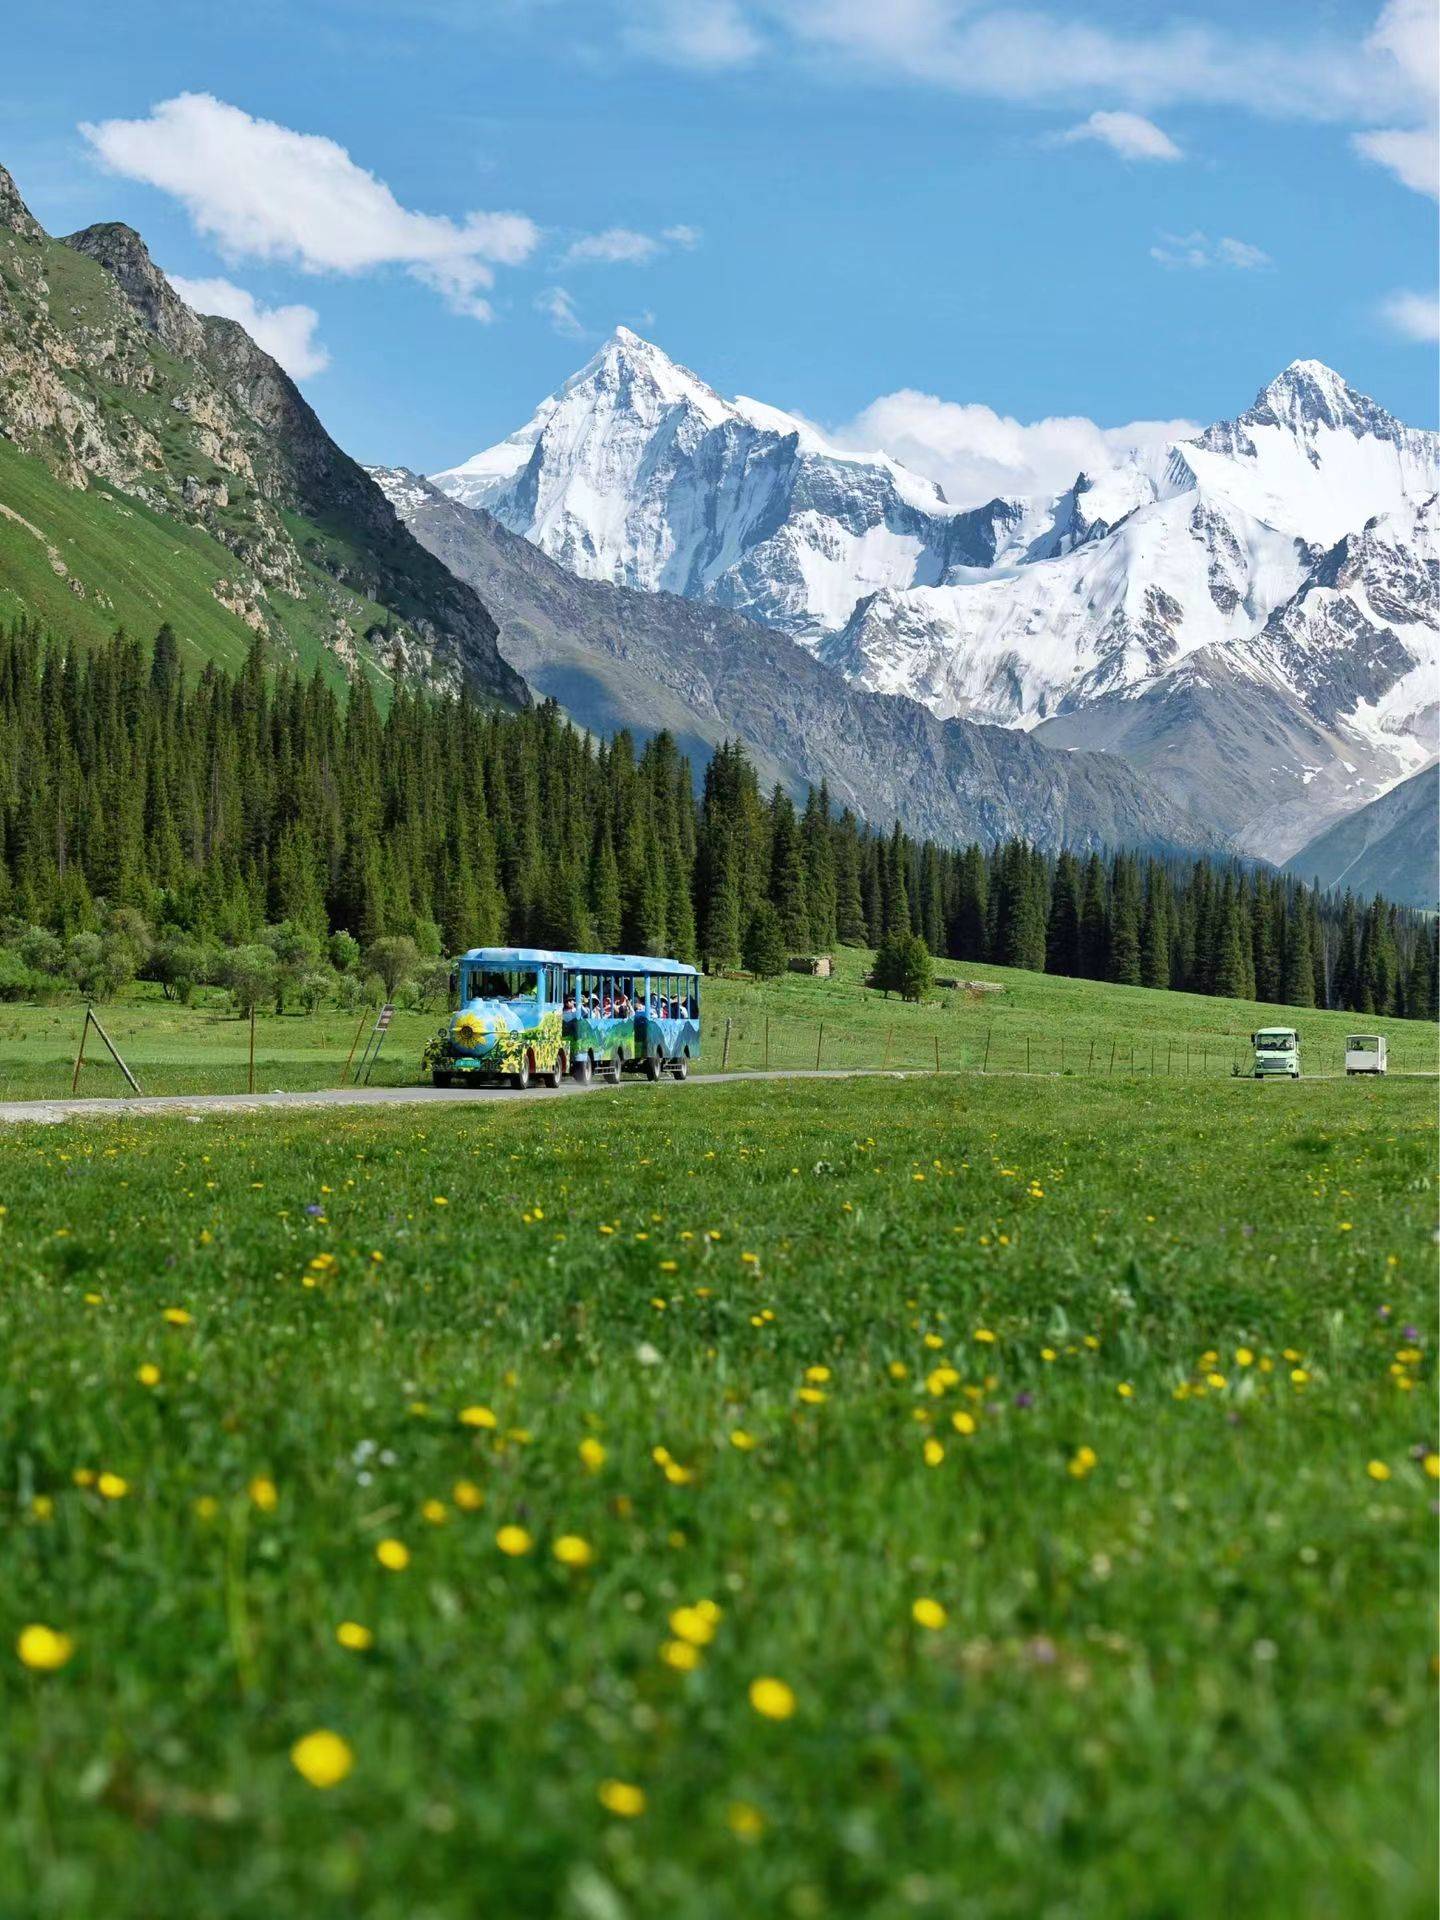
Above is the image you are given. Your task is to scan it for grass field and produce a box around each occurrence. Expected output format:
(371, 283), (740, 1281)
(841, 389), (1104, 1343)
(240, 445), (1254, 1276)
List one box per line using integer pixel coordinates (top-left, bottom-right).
(0, 947), (1433, 1103)
(2, 1063), (1435, 1918)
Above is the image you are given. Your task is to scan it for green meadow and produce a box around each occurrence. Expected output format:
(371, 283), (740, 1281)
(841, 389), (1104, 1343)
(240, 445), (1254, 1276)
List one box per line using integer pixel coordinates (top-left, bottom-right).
(0, 945), (1433, 1102)
(1, 1060), (1435, 1918)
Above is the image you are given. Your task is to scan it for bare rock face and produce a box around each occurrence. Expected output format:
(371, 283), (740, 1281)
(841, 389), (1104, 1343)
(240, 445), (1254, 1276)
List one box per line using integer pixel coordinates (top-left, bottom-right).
(0, 164), (526, 706)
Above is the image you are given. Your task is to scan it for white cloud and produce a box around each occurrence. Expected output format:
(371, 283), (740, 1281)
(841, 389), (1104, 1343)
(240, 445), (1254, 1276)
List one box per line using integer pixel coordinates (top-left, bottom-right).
(81, 93), (539, 320)
(1353, 123), (1438, 196)
(830, 389), (1196, 509)
(1379, 288), (1440, 342)
(562, 223), (702, 267)
(563, 227), (663, 266)
(166, 273), (330, 378)
(624, 0), (763, 68)
(1352, 0), (1439, 195)
(1056, 109), (1182, 161)
(1150, 230), (1271, 270)
(537, 286), (585, 337)
(620, 1), (1405, 121)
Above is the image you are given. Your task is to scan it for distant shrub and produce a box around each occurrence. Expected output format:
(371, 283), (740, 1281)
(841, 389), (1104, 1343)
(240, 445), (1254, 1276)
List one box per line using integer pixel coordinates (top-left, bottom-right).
(0, 949), (56, 1003)
(219, 945), (277, 1017)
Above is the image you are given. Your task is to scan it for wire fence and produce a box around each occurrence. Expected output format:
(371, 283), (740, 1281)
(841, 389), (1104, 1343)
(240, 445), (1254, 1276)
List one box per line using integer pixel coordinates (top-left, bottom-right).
(710, 1014), (1438, 1080)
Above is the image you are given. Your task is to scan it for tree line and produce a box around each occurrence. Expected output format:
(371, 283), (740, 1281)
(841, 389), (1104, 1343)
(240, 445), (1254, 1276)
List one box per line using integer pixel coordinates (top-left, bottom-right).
(0, 622), (1431, 1019)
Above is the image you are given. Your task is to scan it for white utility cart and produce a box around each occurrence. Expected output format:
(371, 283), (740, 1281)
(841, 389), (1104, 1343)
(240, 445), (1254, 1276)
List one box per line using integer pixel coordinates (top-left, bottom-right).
(1344, 1033), (1387, 1076)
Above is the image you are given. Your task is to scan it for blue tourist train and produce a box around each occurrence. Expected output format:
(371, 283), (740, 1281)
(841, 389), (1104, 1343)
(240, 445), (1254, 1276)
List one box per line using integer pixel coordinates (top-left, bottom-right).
(424, 947), (701, 1089)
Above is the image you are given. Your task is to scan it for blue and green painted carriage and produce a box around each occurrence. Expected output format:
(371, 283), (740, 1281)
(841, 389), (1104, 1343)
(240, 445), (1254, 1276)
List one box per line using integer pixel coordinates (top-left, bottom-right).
(424, 947), (701, 1090)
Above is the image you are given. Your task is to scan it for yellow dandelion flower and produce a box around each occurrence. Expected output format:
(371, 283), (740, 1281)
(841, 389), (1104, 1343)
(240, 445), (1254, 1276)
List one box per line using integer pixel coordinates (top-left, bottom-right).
(193, 1494), (219, 1521)
(749, 1676), (796, 1720)
(162, 1308), (192, 1327)
(1365, 1459), (1391, 1482)
(1116, 1382), (1134, 1399)
(1067, 1446), (1098, 1479)
(421, 1499), (449, 1526)
(96, 1472), (129, 1500)
(459, 1405), (498, 1429)
(926, 1366), (959, 1397)
(950, 1410), (977, 1436)
(495, 1525), (533, 1557)
(553, 1534), (595, 1569)
(727, 1799), (766, 1839)
(578, 1437), (607, 1472)
(452, 1479), (485, 1511)
(1290, 1367), (1310, 1386)
(804, 1365), (831, 1384)
(888, 1361), (909, 1381)
(923, 1437), (945, 1467)
(729, 1428), (757, 1451)
(660, 1638), (702, 1671)
(375, 1538), (410, 1571)
(912, 1597), (947, 1630)
(290, 1729), (354, 1789)
(1235, 1347), (1255, 1367)
(669, 1604), (718, 1646)
(1040, 1347), (1057, 1363)
(663, 1461), (696, 1485)
(598, 1779), (646, 1818)
(973, 1328), (996, 1344)
(17, 1624), (74, 1671)
(1424, 1454), (1440, 1481)
(136, 1363), (161, 1387)
(797, 1386), (827, 1405)
(29, 1495), (53, 1521)
(336, 1621), (374, 1651)
(249, 1476), (278, 1512)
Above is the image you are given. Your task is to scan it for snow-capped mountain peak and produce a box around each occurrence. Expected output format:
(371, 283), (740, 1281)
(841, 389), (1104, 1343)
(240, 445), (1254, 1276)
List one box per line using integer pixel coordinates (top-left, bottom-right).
(433, 328), (961, 639)
(422, 336), (1436, 858)
(1250, 359), (1396, 440)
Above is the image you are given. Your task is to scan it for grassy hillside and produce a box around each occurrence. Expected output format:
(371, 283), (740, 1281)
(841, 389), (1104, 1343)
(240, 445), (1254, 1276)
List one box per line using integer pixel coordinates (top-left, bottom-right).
(0, 167), (524, 703)
(0, 1071), (1432, 1916)
(0, 949), (1431, 1103)
(0, 437), (257, 674)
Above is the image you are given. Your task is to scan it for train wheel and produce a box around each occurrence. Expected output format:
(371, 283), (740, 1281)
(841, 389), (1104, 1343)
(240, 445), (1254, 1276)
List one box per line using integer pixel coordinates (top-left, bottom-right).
(512, 1058), (530, 1091)
(572, 1052), (593, 1086)
(644, 1053), (663, 1082)
(671, 1058), (688, 1081)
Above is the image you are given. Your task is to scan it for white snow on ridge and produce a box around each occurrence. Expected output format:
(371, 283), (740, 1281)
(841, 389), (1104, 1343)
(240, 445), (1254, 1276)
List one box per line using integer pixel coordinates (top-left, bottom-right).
(426, 337), (1439, 848)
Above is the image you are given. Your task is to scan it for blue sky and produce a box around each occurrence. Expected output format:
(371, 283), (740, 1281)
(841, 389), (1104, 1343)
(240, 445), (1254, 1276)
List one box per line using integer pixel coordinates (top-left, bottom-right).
(4, 0), (1435, 499)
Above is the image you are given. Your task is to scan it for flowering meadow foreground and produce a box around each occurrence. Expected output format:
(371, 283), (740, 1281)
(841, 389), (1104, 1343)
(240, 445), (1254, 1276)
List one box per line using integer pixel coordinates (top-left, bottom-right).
(2, 1073), (1435, 1919)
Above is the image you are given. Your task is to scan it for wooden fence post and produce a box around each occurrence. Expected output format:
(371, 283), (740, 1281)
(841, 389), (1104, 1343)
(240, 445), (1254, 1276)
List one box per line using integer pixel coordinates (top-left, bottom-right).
(815, 1023), (824, 1070)
(764, 1015), (770, 1072)
(933, 1033), (940, 1074)
(982, 1028), (992, 1073)
(721, 1017), (732, 1072)
(1088, 1038), (1095, 1072)
(1025, 1035), (1031, 1074)
(71, 1007), (91, 1094)
(248, 1006), (257, 1094)
(1109, 1039), (1117, 1076)
(341, 1009), (368, 1086)
(83, 1009), (143, 1096)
